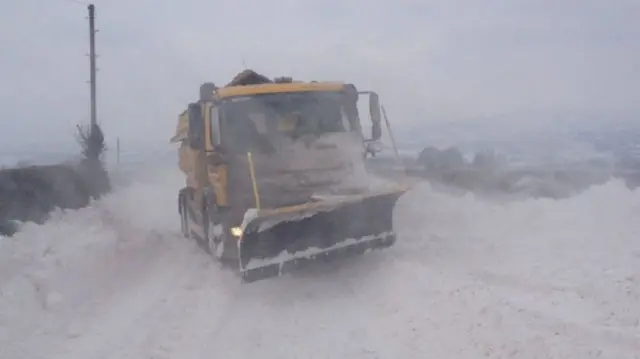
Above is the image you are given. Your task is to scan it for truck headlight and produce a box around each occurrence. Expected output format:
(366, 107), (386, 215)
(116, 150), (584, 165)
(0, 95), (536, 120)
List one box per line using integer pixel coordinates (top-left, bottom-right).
(230, 226), (243, 237)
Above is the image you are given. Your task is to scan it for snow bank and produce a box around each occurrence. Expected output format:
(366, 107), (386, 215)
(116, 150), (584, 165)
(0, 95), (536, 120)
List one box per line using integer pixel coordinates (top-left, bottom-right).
(0, 167), (187, 358)
(393, 179), (640, 357)
(1, 166), (639, 358)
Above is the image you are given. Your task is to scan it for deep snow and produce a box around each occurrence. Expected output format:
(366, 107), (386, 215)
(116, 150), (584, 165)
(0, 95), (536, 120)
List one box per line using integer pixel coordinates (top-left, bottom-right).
(1, 165), (639, 359)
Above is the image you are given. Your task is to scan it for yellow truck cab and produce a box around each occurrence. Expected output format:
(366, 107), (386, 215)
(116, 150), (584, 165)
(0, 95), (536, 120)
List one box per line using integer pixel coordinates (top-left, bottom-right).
(171, 70), (406, 283)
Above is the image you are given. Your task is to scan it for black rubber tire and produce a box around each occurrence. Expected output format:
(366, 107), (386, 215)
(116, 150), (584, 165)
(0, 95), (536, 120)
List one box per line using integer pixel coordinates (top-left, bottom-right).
(201, 204), (213, 255)
(203, 202), (236, 263)
(179, 192), (190, 238)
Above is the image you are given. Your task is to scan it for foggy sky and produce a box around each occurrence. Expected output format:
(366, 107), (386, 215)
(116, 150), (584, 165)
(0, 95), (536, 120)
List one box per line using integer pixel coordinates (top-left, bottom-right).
(1, 0), (638, 151)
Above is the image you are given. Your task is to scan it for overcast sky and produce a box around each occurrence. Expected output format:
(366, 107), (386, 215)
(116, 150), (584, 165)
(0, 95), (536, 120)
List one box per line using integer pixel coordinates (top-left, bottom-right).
(1, 0), (638, 151)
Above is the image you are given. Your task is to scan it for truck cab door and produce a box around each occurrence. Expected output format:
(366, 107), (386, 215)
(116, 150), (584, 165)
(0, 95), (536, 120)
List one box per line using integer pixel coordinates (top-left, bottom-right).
(205, 103), (229, 207)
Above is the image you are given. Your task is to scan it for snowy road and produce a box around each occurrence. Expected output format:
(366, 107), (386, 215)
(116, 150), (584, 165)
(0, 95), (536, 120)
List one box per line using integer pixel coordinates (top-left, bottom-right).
(1, 167), (639, 359)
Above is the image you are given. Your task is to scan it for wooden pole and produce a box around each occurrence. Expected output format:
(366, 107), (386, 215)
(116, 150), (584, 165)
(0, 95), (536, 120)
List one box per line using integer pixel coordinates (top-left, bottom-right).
(88, 4), (97, 127)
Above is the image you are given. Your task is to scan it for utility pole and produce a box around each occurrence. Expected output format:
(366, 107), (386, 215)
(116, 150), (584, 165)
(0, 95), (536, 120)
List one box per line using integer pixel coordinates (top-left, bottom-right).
(88, 3), (98, 127)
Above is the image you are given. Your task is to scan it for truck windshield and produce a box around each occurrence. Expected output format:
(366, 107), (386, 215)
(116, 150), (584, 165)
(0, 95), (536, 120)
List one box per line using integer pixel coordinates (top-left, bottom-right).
(219, 91), (353, 154)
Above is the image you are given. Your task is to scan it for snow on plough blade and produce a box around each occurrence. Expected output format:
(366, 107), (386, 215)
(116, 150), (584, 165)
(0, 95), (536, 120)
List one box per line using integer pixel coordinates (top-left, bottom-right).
(238, 188), (407, 283)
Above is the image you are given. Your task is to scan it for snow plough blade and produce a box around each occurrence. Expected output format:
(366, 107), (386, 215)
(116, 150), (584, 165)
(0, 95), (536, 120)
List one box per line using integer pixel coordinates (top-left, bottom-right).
(238, 188), (407, 283)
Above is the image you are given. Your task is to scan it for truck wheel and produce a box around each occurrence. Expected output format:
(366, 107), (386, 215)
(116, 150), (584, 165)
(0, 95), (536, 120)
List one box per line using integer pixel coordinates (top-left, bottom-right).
(202, 204), (229, 261)
(179, 193), (190, 238)
(202, 205), (216, 256)
(215, 228), (238, 267)
(213, 230), (226, 261)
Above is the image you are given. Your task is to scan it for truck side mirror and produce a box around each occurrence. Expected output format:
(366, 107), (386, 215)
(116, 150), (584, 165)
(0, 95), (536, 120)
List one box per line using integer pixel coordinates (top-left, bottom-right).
(187, 102), (204, 150)
(369, 92), (382, 140)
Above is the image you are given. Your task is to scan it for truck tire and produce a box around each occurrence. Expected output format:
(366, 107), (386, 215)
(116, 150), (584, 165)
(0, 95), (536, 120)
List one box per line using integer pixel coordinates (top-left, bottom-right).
(178, 190), (190, 238)
(202, 202), (231, 262)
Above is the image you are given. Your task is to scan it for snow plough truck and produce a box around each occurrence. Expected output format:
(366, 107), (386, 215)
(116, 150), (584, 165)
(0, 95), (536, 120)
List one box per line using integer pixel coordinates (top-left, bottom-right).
(170, 70), (409, 283)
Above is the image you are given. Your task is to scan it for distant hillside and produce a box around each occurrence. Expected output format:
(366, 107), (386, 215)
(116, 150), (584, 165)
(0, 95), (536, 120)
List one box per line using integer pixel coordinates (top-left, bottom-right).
(395, 113), (640, 165)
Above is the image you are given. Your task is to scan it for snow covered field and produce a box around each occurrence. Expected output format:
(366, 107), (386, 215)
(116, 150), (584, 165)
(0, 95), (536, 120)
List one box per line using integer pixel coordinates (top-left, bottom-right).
(1, 165), (639, 359)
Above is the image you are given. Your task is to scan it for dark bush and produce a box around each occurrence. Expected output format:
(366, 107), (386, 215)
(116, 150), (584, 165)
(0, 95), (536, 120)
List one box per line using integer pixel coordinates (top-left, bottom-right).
(0, 123), (110, 236)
